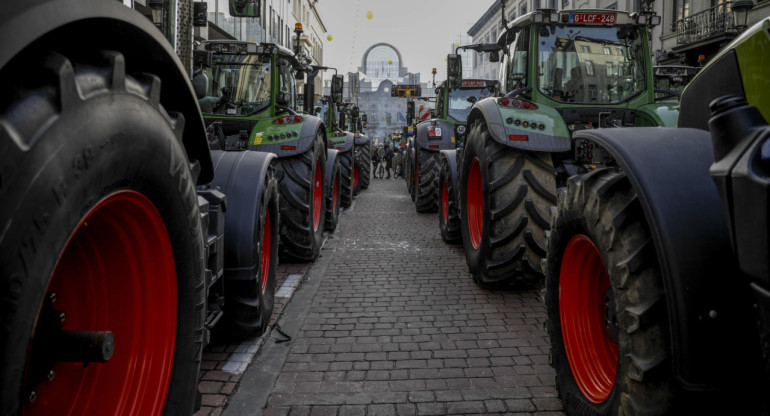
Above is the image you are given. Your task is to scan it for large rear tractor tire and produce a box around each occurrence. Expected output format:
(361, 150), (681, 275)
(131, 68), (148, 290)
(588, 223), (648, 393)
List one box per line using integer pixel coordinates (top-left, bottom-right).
(354, 141), (371, 191)
(438, 157), (461, 244)
(408, 146), (417, 202)
(210, 151), (280, 341)
(324, 151), (341, 232)
(416, 148), (441, 213)
(276, 132), (326, 261)
(339, 150), (354, 208)
(544, 168), (675, 415)
(0, 51), (203, 415)
(459, 121), (556, 287)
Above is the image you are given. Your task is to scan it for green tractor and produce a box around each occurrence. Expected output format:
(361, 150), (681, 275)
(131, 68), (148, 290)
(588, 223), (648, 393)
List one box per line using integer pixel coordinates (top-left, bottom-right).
(414, 74), (499, 216)
(312, 74), (358, 215)
(543, 16), (770, 415)
(198, 39), (333, 261)
(340, 102), (372, 194)
(443, 5), (677, 287)
(1, 0), (280, 414)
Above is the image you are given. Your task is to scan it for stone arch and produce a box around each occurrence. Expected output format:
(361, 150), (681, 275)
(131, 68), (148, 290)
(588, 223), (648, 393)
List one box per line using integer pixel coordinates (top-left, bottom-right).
(360, 43), (404, 77)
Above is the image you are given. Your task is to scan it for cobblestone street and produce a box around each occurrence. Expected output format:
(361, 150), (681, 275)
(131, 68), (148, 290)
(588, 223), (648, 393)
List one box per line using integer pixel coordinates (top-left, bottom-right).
(219, 177), (565, 415)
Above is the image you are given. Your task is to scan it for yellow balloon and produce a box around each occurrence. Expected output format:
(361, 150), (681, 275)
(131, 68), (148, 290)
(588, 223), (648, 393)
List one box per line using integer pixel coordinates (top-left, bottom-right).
(327, 34), (333, 41)
(388, 60), (393, 65)
(366, 11), (373, 20)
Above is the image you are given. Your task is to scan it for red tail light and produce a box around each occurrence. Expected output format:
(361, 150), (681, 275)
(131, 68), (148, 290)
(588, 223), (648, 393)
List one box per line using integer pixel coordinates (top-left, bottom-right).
(499, 97), (538, 110)
(508, 135), (528, 141)
(429, 145), (439, 149)
(281, 145), (296, 150)
(273, 115), (304, 124)
(428, 127), (442, 137)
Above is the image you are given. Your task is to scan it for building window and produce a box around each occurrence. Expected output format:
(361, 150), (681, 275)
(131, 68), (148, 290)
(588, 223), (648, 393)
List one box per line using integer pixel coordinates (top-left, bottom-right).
(673, 0), (691, 24)
(603, 46), (611, 54)
(606, 2), (617, 9)
(562, 0), (569, 7)
(521, 3), (527, 15)
(585, 60), (594, 76)
(580, 45), (591, 53)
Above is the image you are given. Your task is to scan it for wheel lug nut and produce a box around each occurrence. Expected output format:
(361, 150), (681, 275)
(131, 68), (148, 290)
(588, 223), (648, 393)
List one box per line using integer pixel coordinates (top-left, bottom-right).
(59, 312), (66, 322)
(49, 293), (57, 303)
(48, 370), (55, 381)
(29, 391), (36, 403)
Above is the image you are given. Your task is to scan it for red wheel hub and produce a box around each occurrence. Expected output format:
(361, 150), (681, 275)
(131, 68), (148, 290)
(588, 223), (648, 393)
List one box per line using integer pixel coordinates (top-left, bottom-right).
(313, 162), (322, 231)
(352, 165), (359, 188)
(24, 191), (177, 416)
(559, 235), (618, 404)
(260, 210), (271, 294)
(442, 179), (449, 223)
(466, 158), (483, 249)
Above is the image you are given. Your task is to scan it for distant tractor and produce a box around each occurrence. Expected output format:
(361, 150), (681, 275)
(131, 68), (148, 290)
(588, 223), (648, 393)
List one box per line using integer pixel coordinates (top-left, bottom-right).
(340, 103), (372, 194)
(198, 39), (331, 262)
(544, 16), (770, 416)
(443, 6), (676, 287)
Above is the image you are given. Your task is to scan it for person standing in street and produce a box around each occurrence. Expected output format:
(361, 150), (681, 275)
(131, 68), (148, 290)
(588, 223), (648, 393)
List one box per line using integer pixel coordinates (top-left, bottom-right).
(384, 146), (394, 179)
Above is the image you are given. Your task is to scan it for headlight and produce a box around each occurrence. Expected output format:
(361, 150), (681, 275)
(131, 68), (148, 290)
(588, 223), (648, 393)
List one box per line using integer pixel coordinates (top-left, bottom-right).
(456, 125), (467, 135)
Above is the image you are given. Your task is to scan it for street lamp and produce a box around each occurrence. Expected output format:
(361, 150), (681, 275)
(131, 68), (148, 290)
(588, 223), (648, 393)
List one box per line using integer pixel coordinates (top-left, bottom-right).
(148, 0), (165, 30)
(732, 0), (754, 30)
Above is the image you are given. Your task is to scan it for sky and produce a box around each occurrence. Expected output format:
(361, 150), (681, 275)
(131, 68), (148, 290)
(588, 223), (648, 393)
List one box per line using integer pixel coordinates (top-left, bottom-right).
(318, 0), (496, 84)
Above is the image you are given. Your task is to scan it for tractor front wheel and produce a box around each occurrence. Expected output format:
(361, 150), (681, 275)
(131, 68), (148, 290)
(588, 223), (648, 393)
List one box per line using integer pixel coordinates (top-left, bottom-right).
(438, 157), (461, 243)
(416, 148), (440, 213)
(354, 141), (371, 191)
(544, 168), (675, 415)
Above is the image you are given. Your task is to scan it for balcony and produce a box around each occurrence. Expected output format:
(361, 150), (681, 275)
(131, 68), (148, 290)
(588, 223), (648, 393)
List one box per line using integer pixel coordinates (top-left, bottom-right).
(672, 2), (740, 46)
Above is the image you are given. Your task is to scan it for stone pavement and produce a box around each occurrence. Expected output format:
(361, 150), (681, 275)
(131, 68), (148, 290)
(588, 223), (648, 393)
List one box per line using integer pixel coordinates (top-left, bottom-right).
(221, 177), (565, 415)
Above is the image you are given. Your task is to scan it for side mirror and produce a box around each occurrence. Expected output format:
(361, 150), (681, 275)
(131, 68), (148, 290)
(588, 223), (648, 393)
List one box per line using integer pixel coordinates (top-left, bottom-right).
(447, 54), (462, 89)
(229, 0), (260, 17)
(361, 114), (367, 122)
(192, 71), (209, 100)
(339, 112), (347, 128)
(331, 74), (344, 104)
(489, 51), (500, 63)
(276, 92), (291, 106)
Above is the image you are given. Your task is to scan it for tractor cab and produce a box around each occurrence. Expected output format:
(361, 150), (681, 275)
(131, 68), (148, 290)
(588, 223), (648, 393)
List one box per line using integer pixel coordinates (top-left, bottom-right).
(434, 79), (500, 125)
(653, 65), (700, 101)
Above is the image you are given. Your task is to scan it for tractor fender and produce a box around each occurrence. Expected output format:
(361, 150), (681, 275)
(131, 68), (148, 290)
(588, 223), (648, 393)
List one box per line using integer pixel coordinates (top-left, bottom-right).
(354, 133), (370, 147)
(250, 116), (325, 157)
(209, 150), (278, 281)
(325, 149), (339, 191)
(468, 98), (571, 152)
(0, 0), (213, 184)
(439, 149), (459, 202)
(416, 120), (457, 151)
(574, 127), (756, 391)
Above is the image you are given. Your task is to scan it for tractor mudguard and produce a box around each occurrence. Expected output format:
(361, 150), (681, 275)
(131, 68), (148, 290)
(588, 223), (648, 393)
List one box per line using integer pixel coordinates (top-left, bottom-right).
(250, 116), (325, 157)
(468, 98), (571, 152)
(574, 127), (757, 392)
(209, 150), (278, 281)
(354, 133), (370, 147)
(0, 0), (213, 184)
(439, 149), (459, 197)
(325, 149), (339, 190)
(416, 120), (457, 151)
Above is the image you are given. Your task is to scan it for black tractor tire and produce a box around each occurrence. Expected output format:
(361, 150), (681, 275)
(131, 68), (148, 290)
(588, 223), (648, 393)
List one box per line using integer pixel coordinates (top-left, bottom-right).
(408, 147), (417, 202)
(438, 157), (461, 244)
(324, 152), (341, 232)
(0, 51), (203, 415)
(210, 151), (280, 341)
(354, 141), (371, 191)
(339, 150), (354, 208)
(276, 132), (326, 262)
(416, 148), (440, 213)
(459, 121), (556, 287)
(544, 168), (675, 415)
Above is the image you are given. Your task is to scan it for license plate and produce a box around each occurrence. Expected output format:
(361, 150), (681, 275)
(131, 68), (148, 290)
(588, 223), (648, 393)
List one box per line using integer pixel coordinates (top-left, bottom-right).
(570, 13), (616, 24)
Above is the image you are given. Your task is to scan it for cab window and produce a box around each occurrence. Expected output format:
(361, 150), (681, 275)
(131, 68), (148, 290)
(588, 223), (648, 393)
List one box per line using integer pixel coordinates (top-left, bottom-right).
(277, 58), (296, 109)
(505, 28), (530, 92)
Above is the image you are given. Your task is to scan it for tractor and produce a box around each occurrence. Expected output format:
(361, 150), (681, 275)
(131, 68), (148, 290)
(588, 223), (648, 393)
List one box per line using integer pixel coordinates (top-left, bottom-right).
(340, 102), (372, 194)
(442, 5), (677, 287)
(543, 16), (770, 416)
(197, 37), (335, 261)
(0, 0), (279, 414)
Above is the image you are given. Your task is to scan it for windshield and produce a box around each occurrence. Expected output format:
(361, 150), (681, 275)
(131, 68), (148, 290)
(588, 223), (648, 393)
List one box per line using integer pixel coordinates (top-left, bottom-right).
(198, 54), (272, 115)
(448, 87), (497, 122)
(537, 25), (646, 104)
(314, 101), (339, 129)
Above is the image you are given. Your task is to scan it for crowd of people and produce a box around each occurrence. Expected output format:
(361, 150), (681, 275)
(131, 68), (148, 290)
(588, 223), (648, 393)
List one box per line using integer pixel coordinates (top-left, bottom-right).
(371, 144), (402, 179)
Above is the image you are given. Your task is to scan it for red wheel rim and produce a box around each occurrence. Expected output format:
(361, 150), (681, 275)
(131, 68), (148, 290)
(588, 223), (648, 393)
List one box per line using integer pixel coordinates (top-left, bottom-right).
(313, 162), (322, 231)
(24, 191), (176, 416)
(260, 210), (271, 294)
(333, 175), (339, 211)
(559, 235), (618, 403)
(353, 165), (359, 188)
(466, 158), (483, 250)
(442, 179), (449, 223)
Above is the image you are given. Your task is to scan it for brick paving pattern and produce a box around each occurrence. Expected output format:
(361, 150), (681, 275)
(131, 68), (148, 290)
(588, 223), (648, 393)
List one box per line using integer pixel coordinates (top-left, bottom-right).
(253, 177), (565, 415)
